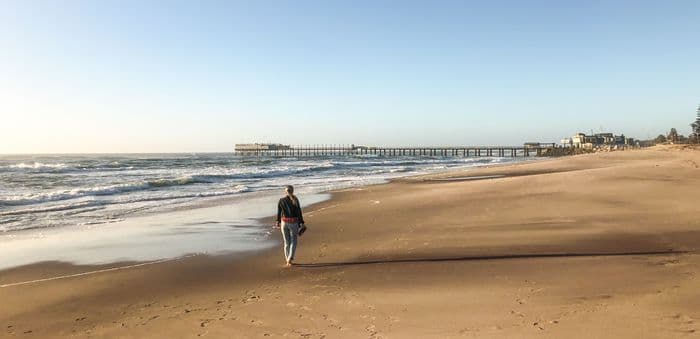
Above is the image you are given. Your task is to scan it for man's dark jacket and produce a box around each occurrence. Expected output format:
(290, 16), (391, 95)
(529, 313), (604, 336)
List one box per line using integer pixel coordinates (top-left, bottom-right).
(277, 196), (304, 224)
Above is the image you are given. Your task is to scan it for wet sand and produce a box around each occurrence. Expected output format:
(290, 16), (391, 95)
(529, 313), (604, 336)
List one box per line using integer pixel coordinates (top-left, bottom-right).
(1, 146), (699, 338)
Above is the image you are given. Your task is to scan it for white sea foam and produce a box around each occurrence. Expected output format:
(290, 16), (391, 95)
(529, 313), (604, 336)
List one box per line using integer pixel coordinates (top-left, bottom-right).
(0, 184), (251, 214)
(0, 154), (525, 234)
(0, 200), (105, 217)
(7, 162), (70, 170)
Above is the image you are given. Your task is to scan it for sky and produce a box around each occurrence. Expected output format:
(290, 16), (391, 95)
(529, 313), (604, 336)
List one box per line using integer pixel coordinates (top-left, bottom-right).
(1, 1), (698, 153)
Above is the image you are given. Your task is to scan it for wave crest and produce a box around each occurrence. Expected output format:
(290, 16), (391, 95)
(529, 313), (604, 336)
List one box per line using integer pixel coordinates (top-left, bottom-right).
(7, 162), (70, 170)
(0, 175), (236, 207)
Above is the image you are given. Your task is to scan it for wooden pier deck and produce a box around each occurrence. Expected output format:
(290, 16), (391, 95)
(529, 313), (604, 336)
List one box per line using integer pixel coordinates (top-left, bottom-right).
(234, 145), (558, 157)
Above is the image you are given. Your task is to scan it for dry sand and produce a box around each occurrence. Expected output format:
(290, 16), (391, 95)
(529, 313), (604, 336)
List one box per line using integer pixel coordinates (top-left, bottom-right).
(1, 146), (699, 338)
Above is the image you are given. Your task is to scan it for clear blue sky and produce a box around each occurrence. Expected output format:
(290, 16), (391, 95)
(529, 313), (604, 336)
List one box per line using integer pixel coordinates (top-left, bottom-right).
(1, 0), (698, 153)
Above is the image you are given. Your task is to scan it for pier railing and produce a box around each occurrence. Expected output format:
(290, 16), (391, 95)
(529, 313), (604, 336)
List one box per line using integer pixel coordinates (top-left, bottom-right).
(233, 145), (558, 157)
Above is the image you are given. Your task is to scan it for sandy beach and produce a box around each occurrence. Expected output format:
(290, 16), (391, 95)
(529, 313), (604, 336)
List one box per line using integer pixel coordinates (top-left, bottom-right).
(1, 146), (699, 338)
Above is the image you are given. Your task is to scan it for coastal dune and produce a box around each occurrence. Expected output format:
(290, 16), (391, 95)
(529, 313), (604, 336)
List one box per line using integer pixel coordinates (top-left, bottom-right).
(1, 146), (700, 338)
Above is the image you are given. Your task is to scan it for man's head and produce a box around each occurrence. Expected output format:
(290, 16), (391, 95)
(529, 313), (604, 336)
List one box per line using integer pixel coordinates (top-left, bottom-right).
(285, 185), (294, 195)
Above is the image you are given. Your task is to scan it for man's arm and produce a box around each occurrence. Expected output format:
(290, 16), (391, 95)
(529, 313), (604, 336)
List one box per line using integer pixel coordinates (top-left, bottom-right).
(276, 199), (282, 226)
(298, 200), (305, 224)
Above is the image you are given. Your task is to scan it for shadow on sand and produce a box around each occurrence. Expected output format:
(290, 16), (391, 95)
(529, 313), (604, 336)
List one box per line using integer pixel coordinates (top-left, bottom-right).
(294, 250), (689, 268)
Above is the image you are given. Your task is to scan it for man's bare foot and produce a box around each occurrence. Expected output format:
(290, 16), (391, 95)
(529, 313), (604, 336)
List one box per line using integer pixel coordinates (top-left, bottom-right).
(285, 261), (292, 267)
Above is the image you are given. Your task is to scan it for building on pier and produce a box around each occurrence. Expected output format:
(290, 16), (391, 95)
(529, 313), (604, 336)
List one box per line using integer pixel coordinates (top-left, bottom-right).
(235, 143), (291, 151)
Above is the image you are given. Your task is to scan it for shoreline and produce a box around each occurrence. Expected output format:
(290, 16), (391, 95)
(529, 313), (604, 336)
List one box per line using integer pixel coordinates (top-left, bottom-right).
(0, 153), (518, 235)
(2, 146), (699, 338)
(0, 149), (657, 285)
(0, 156), (533, 274)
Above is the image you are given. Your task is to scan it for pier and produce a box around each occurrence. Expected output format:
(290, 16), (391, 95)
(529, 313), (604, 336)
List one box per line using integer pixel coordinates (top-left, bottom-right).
(233, 144), (560, 157)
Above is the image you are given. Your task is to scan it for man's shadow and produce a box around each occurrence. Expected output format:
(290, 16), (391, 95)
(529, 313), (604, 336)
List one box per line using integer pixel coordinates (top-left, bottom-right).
(295, 249), (687, 268)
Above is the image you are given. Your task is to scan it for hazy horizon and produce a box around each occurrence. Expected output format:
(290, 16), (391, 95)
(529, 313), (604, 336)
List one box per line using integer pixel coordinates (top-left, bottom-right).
(1, 1), (699, 154)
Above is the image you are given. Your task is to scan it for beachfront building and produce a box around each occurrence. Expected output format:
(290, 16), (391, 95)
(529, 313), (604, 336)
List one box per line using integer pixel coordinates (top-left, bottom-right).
(567, 132), (634, 149)
(571, 133), (597, 149)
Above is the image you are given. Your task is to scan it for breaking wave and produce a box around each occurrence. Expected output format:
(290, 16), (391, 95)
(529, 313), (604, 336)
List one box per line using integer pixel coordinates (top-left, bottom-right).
(0, 153), (522, 232)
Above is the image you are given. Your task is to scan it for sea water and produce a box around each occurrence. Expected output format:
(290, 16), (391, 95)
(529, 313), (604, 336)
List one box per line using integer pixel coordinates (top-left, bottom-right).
(0, 153), (521, 269)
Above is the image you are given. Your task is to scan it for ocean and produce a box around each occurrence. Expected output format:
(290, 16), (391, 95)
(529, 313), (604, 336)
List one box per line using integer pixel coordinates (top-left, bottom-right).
(0, 153), (522, 269)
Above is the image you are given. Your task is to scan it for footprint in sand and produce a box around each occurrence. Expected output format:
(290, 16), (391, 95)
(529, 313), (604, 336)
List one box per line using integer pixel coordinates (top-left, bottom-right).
(241, 291), (261, 304)
(249, 319), (264, 327)
(510, 310), (525, 318)
(183, 307), (206, 314)
(321, 314), (343, 331)
(365, 324), (380, 338)
(671, 313), (696, 334)
(361, 314), (377, 322)
(216, 311), (232, 321)
(290, 329), (321, 338)
(200, 319), (214, 328)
